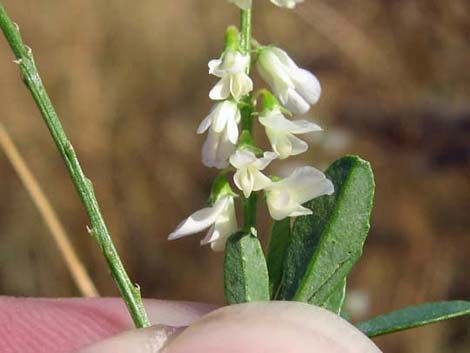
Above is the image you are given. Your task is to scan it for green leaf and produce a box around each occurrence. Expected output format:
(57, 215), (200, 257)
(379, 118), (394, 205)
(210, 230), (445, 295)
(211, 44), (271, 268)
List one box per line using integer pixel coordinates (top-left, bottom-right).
(322, 278), (347, 315)
(278, 156), (375, 305)
(357, 301), (470, 337)
(267, 218), (291, 299)
(224, 230), (270, 304)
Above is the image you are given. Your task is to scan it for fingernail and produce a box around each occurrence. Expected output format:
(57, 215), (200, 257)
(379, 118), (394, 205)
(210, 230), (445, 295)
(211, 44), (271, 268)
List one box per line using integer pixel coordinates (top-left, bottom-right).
(77, 325), (185, 353)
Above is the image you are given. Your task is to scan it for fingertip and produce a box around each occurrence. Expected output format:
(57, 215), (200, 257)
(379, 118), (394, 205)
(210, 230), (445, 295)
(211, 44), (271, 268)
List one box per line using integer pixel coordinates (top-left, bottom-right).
(164, 302), (382, 353)
(78, 325), (184, 353)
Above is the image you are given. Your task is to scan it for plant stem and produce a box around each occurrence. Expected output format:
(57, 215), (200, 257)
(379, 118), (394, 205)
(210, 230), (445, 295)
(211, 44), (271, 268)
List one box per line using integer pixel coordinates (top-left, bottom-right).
(240, 9), (252, 56)
(0, 4), (151, 328)
(239, 8), (257, 233)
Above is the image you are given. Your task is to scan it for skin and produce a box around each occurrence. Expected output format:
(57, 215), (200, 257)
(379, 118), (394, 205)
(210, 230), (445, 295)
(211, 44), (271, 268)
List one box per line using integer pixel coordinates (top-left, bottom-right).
(0, 297), (382, 353)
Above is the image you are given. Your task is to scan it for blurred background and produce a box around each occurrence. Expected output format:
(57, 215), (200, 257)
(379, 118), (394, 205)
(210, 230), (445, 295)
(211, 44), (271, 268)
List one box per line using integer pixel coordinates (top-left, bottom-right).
(0, 0), (468, 352)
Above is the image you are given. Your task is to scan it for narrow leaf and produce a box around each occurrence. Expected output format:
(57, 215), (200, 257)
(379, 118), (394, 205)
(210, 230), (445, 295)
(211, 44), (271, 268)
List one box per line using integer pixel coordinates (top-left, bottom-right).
(278, 156), (375, 305)
(322, 278), (347, 315)
(267, 218), (291, 299)
(224, 231), (270, 304)
(357, 301), (470, 337)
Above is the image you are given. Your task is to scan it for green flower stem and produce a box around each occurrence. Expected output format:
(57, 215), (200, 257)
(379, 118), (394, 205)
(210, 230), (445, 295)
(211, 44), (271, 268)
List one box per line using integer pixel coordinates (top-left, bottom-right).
(239, 8), (257, 232)
(242, 192), (257, 230)
(0, 4), (151, 328)
(240, 9), (252, 56)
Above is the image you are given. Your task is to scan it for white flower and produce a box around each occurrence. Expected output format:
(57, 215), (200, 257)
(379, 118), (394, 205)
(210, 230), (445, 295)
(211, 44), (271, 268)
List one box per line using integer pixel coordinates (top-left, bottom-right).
(270, 0), (303, 8)
(257, 47), (321, 115)
(198, 101), (241, 169)
(259, 108), (322, 159)
(265, 166), (334, 220)
(230, 150), (277, 198)
(168, 196), (238, 251)
(209, 50), (253, 100)
(228, 0), (303, 9)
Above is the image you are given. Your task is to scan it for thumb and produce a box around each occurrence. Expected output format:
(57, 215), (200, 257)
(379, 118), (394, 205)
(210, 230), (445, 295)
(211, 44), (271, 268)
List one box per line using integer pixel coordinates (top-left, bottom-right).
(79, 301), (382, 353)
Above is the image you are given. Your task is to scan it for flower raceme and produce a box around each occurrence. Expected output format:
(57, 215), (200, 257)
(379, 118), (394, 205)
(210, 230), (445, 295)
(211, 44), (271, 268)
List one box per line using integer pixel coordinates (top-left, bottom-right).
(209, 50), (253, 101)
(229, 149), (278, 198)
(198, 100), (241, 169)
(259, 107), (322, 159)
(168, 195), (238, 251)
(266, 166), (334, 220)
(228, 0), (304, 9)
(257, 47), (321, 115)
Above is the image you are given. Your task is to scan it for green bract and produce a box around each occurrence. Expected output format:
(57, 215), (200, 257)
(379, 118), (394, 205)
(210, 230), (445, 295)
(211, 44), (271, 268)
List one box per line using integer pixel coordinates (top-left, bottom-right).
(224, 230), (270, 304)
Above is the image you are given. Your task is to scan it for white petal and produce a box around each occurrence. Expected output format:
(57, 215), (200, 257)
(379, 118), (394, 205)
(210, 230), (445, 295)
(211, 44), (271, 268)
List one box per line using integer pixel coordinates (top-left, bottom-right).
(253, 151), (277, 170)
(284, 89), (311, 115)
(234, 169), (255, 198)
(201, 130), (219, 168)
(200, 224), (217, 246)
(259, 112), (292, 131)
(202, 198), (238, 251)
(226, 114), (239, 144)
(168, 198), (228, 240)
(283, 166), (334, 204)
(230, 72), (253, 100)
(288, 119), (322, 134)
(271, 47), (298, 69)
(228, 0), (252, 10)
(259, 111), (322, 134)
(202, 129), (234, 169)
(209, 77), (231, 100)
(197, 113), (213, 134)
(266, 188), (294, 220)
(208, 59), (222, 75)
(270, 131), (293, 159)
(288, 204), (313, 217)
(257, 50), (293, 100)
(251, 170), (273, 191)
(229, 149), (257, 169)
(212, 100), (238, 133)
(234, 107), (241, 124)
(214, 133), (236, 169)
(289, 67), (322, 106)
(288, 134), (309, 156)
(222, 52), (250, 74)
(265, 166), (333, 220)
(270, 0), (303, 9)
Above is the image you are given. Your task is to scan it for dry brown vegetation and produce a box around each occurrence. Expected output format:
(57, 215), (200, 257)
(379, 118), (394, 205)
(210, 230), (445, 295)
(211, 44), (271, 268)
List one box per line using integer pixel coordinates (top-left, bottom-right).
(0, 1), (468, 352)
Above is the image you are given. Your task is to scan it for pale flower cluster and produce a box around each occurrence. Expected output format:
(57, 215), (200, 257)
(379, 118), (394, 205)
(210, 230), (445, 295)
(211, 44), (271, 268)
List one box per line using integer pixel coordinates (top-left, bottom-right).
(169, 2), (333, 251)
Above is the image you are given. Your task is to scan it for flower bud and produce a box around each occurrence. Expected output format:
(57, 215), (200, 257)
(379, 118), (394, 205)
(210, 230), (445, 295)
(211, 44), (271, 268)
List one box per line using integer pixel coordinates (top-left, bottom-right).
(257, 47), (321, 115)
